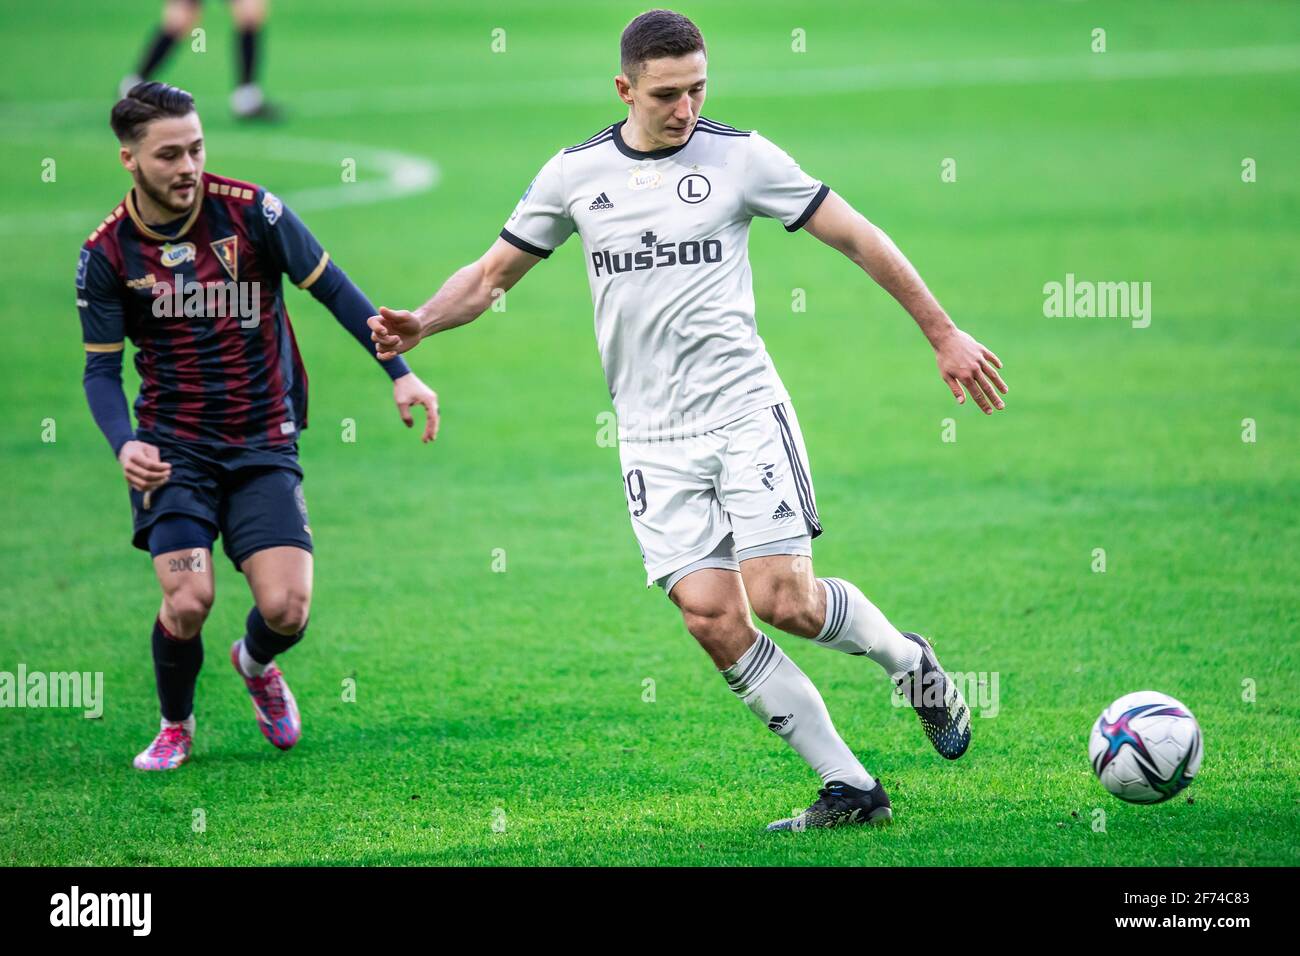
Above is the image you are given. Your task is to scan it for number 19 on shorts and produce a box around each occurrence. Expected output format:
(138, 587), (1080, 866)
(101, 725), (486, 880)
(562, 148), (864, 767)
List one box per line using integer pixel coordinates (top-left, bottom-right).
(625, 468), (647, 517)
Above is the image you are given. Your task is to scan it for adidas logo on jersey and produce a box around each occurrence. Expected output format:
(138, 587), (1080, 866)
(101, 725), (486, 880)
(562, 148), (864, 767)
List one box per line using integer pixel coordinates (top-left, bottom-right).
(772, 500), (797, 521)
(588, 192), (614, 210)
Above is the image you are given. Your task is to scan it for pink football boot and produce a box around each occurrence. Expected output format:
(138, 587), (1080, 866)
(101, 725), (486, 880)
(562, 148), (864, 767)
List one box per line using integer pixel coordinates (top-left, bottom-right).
(231, 640), (301, 750)
(133, 720), (194, 771)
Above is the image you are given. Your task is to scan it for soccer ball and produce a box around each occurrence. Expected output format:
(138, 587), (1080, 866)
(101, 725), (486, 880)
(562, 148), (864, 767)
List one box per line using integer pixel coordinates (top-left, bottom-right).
(1088, 690), (1203, 804)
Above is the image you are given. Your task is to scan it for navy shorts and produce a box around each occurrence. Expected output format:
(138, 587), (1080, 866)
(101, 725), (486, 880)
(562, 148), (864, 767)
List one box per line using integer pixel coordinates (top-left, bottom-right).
(129, 436), (313, 571)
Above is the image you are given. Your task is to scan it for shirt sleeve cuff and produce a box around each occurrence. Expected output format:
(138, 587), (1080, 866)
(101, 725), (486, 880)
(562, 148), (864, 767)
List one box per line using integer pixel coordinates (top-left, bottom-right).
(786, 183), (830, 233)
(499, 228), (553, 259)
(381, 355), (411, 380)
(109, 430), (135, 458)
(296, 251), (332, 289)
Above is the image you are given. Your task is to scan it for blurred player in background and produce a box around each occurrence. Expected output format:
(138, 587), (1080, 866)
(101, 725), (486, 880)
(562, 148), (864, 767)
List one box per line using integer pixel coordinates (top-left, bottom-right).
(371, 10), (1007, 831)
(119, 0), (281, 120)
(78, 82), (439, 770)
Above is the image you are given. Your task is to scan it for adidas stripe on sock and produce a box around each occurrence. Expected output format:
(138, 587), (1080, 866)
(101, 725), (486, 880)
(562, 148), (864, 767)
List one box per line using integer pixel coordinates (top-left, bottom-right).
(722, 632), (874, 790)
(815, 577), (922, 676)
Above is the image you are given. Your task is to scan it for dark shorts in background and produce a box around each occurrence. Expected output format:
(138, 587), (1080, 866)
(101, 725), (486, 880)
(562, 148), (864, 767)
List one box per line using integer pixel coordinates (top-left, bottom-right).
(129, 434), (313, 570)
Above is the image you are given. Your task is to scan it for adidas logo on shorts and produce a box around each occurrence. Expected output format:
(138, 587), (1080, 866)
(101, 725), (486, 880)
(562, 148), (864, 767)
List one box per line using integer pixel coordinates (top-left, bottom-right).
(588, 192), (614, 210)
(772, 500), (797, 521)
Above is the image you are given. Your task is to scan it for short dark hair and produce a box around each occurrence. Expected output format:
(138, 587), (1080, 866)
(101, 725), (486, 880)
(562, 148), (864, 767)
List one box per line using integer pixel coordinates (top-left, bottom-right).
(110, 82), (196, 144)
(620, 9), (706, 83)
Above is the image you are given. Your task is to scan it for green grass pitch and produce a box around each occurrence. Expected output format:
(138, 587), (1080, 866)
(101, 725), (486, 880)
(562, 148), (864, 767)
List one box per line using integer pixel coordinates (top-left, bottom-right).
(1, 0), (1297, 866)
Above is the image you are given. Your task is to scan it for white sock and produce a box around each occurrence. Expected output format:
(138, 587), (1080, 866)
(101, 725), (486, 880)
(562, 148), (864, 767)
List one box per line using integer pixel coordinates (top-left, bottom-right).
(238, 639), (268, 677)
(231, 83), (265, 115)
(816, 578), (922, 677)
(162, 715), (195, 734)
(119, 74), (143, 99)
(722, 632), (874, 789)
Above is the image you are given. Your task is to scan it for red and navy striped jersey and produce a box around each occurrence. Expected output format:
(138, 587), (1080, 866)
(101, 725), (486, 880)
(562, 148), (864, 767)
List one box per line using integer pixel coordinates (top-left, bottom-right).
(76, 171), (331, 449)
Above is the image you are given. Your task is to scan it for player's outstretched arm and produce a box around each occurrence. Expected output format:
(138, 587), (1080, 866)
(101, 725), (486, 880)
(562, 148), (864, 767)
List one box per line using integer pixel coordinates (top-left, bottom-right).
(303, 257), (441, 442)
(803, 191), (1009, 414)
(258, 193), (442, 442)
(368, 237), (542, 360)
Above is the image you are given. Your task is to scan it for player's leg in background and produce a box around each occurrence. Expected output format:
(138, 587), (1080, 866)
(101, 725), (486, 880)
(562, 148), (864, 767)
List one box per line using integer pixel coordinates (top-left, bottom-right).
(119, 0), (203, 98)
(228, 0), (280, 120)
(134, 514), (216, 770)
(668, 567), (877, 792)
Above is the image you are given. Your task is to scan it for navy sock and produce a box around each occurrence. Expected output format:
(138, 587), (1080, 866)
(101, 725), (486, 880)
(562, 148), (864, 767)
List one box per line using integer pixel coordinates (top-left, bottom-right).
(242, 606), (304, 665)
(151, 617), (203, 722)
(137, 29), (177, 80)
(237, 28), (259, 86)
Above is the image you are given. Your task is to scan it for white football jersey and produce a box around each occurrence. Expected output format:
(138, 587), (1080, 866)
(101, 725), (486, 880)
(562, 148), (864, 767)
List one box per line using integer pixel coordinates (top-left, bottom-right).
(501, 117), (829, 441)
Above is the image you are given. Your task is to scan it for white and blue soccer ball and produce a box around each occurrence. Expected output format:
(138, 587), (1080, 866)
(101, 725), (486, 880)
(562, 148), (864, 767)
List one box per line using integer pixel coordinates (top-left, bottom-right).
(1089, 690), (1203, 804)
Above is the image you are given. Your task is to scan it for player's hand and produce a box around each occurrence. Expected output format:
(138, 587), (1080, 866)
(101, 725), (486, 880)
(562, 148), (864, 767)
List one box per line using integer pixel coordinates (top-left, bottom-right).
(368, 306), (423, 360)
(118, 440), (171, 492)
(392, 372), (440, 443)
(934, 327), (1007, 414)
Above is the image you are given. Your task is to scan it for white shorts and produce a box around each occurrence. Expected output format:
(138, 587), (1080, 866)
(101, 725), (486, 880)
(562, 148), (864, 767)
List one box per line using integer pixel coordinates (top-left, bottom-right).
(618, 401), (823, 587)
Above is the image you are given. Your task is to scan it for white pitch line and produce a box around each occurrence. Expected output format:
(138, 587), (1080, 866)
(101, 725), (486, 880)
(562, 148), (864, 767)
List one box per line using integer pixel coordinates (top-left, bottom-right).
(723, 43), (1300, 98)
(218, 134), (439, 213)
(285, 43), (1300, 117)
(3, 42), (1295, 235)
(0, 135), (438, 236)
(2, 43), (1298, 128)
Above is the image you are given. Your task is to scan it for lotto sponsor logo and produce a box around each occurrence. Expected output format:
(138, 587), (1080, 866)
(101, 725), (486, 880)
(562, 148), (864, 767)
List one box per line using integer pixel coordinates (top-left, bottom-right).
(159, 241), (197, 268)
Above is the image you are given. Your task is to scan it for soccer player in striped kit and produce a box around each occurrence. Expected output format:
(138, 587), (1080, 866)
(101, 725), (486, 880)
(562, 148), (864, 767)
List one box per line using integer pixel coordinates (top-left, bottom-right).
(78, 82), (439, 770)
(371, 10), (1007, 829)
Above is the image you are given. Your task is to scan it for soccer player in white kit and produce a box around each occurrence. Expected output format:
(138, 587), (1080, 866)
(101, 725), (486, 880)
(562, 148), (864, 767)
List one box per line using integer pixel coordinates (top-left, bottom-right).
(370, 9), (1009, 831)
